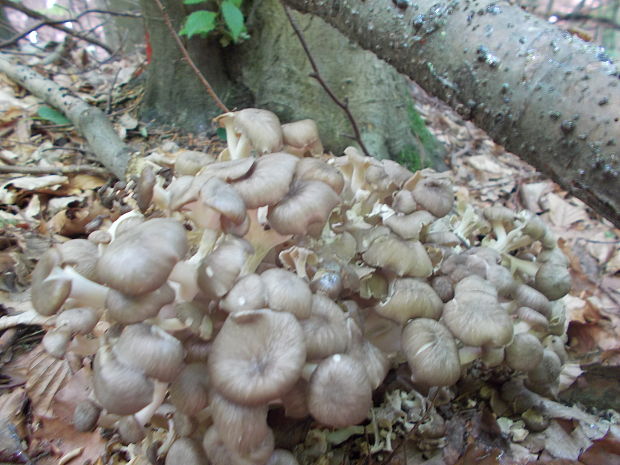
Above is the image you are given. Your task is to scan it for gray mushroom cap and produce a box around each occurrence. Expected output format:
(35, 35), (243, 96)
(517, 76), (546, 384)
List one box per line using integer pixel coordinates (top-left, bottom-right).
(307, 353), (372, 428)
(97, 218), (188, 296)
(442, 275), (513, 347)
(402, 318), (461, 387)
(208, 309), (306, 405)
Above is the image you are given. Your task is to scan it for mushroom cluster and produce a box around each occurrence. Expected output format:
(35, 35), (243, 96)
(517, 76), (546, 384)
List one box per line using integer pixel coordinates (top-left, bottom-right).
(30, 108), (572, 464)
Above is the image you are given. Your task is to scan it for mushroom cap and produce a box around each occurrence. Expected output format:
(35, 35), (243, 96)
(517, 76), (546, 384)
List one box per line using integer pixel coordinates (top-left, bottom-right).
(384, 210), (435, 241)
(97, 218), (188, 296)
(113, 323), (184, 382)
(93, 345), (154, 415)
(232, 153), (298, 208)
(362, 235), (432, 278)
(375, 278), (443, 324)
(526, 348), (562, 386)
(442, 275), (513, 347)
(135, 166), (156, 212)
(267, 450), (300, 465)
(57, 239), (100, 282)
(197, 237), (253, 300)
(233, 108), (283, 154)
(345, 318), (389, 390)
(300, 294), (348, 360)
(267, 180), (340, 236)
(307, 354), (372, 428)
(281, 119), (323, 157)
(169, 363), (209, 414)
(106, 283), (175, 324)
(505, 333), (544, 372)
(401, 318), (461, 387)
(42, 327), (71, 358)
(294, 157), (344, 194)
(260, 268), (312, 319)
(203, 425), (275, 465)
(56, 306), (99, 334)
(199, 157), (256, 182)
(165, 438), (208, 465)
(31, 248), (71, 316)
(514, 284), (551, 318)
(73, 399), (101, 432)
(220, 273), (268, 313)
(410, 170), (454, 218)
(210, 391), (271, 455)
(534, 262), (571, 301)
(391, 189), (417, 214)
(382, 160), (414, 188)
(174, 150), (215, 176)
(208, 309), (306, 405)
(199, 176), (247, 225)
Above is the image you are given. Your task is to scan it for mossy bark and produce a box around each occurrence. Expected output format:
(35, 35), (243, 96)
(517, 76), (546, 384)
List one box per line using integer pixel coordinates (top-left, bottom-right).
(228, 0), (445, 165)
(138, 0), (251, 134)
(284, 0), (620, 227)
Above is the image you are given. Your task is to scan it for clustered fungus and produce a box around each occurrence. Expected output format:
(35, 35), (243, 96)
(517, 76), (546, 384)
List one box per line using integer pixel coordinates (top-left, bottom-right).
(30, 108), (573, 464)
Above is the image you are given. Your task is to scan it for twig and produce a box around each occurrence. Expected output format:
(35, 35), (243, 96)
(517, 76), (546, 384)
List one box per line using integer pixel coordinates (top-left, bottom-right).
(554, 13), (620, 31)
(0, 0), (115, 54)
(0, 164), (109, 176)
(281, 2), (371, 157)
(151, 0), (229, 113)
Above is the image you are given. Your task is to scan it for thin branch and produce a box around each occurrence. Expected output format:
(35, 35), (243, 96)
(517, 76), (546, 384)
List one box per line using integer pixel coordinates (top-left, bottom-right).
(281, 2), (371, 157)
(0, 164), (109, 176)
(151, 0), (229, 113)
(0, 0), (115, 54)
(554, 13), (620, 31)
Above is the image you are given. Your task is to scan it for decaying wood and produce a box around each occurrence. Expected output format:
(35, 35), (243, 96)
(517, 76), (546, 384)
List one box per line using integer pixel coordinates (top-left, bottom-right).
(284, 0), (620, 228)
(0, 54), (135, 179)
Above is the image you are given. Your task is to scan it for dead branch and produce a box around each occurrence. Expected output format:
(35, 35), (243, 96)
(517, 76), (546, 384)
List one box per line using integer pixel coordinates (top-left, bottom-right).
(0, 54), (135, 179)
(151, 0), (229, 113)
(0, 0), (114, 54)
(281, 2), (370, 158)
(0, 164), (109, 177)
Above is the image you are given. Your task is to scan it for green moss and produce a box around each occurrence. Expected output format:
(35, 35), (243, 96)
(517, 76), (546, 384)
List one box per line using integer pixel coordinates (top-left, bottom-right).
(394, 102), (443, 172)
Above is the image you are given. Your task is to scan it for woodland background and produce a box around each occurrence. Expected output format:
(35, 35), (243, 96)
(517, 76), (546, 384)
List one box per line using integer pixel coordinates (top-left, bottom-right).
(0, 0), (619, 464)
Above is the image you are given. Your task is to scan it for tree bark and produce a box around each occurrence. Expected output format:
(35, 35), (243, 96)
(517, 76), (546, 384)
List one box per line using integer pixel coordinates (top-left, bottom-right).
(228, 0), (445, 165)
(138, 0), (251, 133)
(284, 0), (620, 228)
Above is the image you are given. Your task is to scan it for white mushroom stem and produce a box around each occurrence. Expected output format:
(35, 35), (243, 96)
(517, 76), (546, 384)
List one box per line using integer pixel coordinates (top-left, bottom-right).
(458, 346), (482, 365)
(242, 209), (292, 274)
(169, 260), (199, 302)
(153, 182), (170, 211)
(301, 362), (318, 381)
(50, 266), (108, 308)
(503, 254), (540, 277)
(134, 380), (169, 426)
(105, 210), (144, 243)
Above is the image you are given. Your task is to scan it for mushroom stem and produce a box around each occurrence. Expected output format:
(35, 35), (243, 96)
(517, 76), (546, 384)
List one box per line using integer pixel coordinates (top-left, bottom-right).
(503, 255), (539, 277)
(55, 266), (109, 308)
(242, 209), (292, 274)
(134, 380), (169, 426)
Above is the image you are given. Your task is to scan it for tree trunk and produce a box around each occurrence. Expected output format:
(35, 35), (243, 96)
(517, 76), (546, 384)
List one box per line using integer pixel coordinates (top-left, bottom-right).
(138, 0), (251, 134)
(228, 0), (445, 165)
(283, 0), (620, 228)
(97, 0), (144, 53)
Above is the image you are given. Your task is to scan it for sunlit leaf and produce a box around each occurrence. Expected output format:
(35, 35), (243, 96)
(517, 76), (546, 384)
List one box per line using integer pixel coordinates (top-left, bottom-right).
(221, 1), (245, 42)
(183, 0), (207, 3)
(179, 10), (217, 38)
(37, 106), (70, 125)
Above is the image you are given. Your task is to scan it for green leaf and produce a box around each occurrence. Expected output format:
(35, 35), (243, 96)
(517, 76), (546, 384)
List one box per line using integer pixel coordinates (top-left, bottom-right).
(38, 106), (70, 125)
(183, 0), (207, 3)
(230, 0), (243, 7)
(179, 11), (217, 38)
(221, 1), (245, 42)
(216, 127), (227, 141)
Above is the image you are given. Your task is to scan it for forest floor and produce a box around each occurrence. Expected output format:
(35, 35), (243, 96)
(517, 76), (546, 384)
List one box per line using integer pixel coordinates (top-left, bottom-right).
(0, 49), (619, 464)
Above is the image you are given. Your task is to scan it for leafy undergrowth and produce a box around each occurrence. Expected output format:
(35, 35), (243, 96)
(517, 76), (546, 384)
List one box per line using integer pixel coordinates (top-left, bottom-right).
(0, 47), (619, 465)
